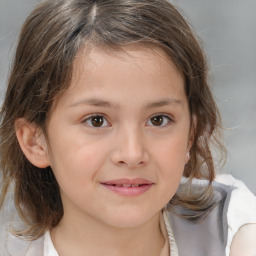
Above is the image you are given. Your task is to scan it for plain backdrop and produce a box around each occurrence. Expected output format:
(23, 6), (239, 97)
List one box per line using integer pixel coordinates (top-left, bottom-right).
(0, 0), (255, 203)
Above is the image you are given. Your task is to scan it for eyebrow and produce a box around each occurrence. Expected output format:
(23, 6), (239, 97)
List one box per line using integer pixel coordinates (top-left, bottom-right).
(70, 98), (118, 108)
(70, 98), (182, 109)
(145, 98), (182, 108)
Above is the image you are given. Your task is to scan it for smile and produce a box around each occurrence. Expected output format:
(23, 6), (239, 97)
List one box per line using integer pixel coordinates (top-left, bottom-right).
(101, 178), (154, 196)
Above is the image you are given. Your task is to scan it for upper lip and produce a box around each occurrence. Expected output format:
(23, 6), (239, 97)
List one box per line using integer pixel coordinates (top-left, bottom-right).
(101, 178), (154, 185)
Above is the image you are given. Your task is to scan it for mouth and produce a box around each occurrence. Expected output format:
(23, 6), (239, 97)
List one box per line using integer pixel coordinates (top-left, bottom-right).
(101, 178), (154, 196)
(104, 184), (146, 187)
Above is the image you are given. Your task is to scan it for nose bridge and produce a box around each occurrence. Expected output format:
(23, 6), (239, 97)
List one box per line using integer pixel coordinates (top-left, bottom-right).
(124, 125), (144, 154)
(112, 124), (148, 168)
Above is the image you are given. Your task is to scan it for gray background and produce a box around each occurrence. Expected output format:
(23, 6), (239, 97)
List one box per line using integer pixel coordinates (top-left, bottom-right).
(0, 0), (255, 199)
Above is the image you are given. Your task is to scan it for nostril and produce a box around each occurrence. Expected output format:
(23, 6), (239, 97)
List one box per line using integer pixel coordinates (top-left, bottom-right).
(117, 161), (126, 166)
(116, 160), (145, 168)
(137, 161), (145, 166)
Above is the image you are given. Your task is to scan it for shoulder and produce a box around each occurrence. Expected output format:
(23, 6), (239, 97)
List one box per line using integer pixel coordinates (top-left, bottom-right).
(215, 174), (256, 230)
(167, 174), (255, 256)
(229, 224), (256, 256)
(166, 176), (233, 255)
(215, 174), (256, 256)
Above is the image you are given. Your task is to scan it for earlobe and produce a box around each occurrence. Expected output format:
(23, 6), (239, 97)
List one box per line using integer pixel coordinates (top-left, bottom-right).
(15, 118), (50, 168)
(185, 151), (190, 164)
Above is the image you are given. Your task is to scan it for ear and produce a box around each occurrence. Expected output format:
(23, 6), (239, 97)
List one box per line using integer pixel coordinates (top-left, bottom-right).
(185, 151), (190, 164)
(15, 118), (50, 168)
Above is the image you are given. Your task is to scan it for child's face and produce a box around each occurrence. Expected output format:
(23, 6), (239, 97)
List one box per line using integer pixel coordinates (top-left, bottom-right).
(44, 45), (191, 228)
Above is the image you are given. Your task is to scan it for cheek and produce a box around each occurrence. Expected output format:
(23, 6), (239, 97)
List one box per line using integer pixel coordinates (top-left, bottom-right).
(153, 135), (188, 190)
(156, 136), (188, 166)
(48, 137), (109, 186)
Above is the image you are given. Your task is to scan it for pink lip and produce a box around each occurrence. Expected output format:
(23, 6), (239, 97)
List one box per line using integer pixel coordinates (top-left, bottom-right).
(101, 178), (154, 196)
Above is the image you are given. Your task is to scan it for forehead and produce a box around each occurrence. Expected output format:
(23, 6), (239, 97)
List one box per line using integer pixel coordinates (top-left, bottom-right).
(53, 44), (186, 110)
(72, 44), (183, 85)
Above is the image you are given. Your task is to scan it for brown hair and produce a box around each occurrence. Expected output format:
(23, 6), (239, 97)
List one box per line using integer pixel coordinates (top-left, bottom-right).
(0, 0), (224, 239)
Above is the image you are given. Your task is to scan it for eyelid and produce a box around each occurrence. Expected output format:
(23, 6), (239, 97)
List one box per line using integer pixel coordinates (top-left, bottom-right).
(150, 113), (174, 121)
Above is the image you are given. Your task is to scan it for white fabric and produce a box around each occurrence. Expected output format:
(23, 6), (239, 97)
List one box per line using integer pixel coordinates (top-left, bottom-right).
(215, 174), (256, 256)
(44, 231), (58, 256)
(163, 210), (179, 256)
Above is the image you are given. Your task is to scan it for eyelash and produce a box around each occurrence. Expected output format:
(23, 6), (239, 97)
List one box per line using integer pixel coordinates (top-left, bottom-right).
(81, 113), (174, 128)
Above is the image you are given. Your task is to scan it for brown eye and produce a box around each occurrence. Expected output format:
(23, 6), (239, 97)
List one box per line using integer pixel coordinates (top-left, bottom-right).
(91, 116), (104, 127)
(151, 116), (163, 126)
(147, 115), (172, 127)
(84, 115), (109, 128)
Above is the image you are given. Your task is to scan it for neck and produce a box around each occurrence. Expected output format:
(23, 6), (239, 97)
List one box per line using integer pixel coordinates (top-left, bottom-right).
(51, 211), (164, 256)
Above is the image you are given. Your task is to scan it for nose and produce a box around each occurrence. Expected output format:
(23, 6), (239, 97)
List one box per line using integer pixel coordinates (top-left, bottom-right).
(110, 127), (149, 169)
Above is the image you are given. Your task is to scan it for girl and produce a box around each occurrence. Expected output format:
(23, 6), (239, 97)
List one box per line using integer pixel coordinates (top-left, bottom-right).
(0, 0), (255, 255)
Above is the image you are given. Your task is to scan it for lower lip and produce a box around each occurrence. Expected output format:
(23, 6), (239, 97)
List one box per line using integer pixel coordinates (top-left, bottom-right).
(101, 184), (153, 196)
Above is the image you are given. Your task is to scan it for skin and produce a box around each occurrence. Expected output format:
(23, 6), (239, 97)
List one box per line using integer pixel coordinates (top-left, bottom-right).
(230, 224), (256, 256)
(16, 45), (192, 256)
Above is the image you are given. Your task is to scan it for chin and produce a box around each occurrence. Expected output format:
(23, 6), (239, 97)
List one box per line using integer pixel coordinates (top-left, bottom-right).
(103, 210), (159, 229)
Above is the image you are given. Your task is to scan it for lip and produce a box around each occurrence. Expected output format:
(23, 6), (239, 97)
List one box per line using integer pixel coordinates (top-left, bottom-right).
(101, 178), (154, 196)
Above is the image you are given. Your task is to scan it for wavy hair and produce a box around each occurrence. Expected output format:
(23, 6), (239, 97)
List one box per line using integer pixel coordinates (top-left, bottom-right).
(0, 0), (225, 239)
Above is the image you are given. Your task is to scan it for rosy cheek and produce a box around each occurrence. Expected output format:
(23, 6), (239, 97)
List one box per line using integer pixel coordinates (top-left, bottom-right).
(158, 139), (187, 157)
(157, 145), (187, 172)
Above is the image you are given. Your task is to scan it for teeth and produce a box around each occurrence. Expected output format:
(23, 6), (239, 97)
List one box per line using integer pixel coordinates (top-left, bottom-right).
(105, 183), (143, 187)
(116, 184), (140, 187)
